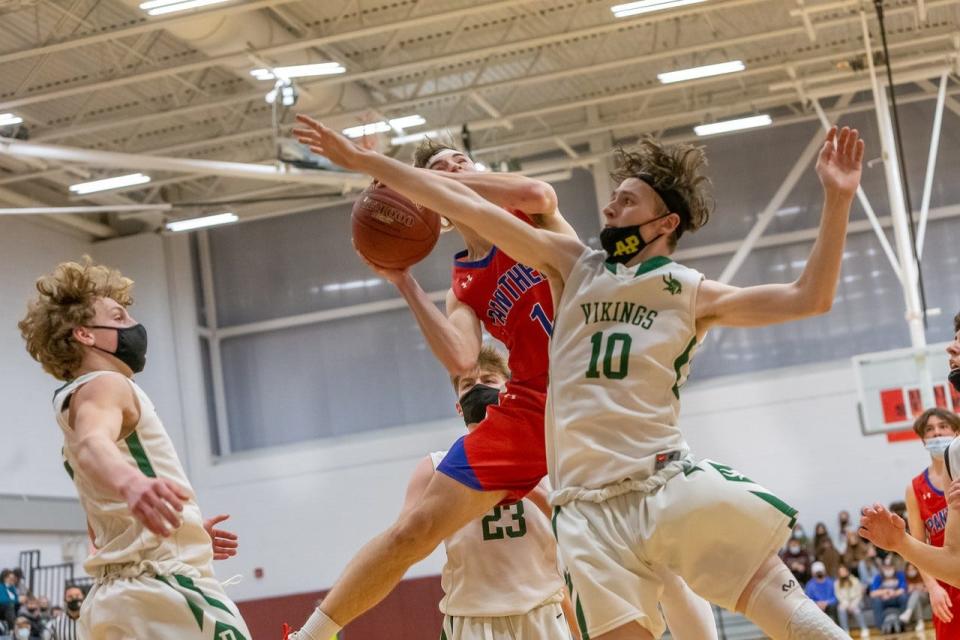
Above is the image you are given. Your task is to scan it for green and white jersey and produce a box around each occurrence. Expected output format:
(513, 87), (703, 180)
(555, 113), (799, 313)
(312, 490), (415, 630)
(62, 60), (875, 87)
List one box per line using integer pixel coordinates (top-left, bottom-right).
(53, 371), (213, 578)
(547, 248), (704, 506)
(430, 452), (564, 617)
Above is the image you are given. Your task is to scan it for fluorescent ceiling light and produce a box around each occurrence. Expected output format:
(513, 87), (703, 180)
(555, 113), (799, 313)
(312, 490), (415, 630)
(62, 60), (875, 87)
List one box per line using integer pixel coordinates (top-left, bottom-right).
(250, 63), (346, 80)
(775, 205), (803, 217)
(343, 122), (392, 138)
(322, 278), (382, 292)
(344, 115), (424, 139)
(0, 113), (23, 126)
(658, 60), (745, 84)
(140, 0), (233, 16)
(391, 127), (450, 146)
(165, 212), (238, 232)
(69, 173), (151, 195)
(694, 114), (772, 137)
(611, 0), (706, 18)
(388, 115), (426, 129)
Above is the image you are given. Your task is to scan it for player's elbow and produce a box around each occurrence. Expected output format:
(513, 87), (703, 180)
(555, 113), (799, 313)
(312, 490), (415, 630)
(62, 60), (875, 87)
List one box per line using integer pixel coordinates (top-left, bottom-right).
(525, 183), (557, 214)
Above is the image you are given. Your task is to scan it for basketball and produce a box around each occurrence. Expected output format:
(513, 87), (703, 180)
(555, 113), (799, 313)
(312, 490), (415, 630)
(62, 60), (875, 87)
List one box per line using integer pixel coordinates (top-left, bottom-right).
(351, 181), (441, 269)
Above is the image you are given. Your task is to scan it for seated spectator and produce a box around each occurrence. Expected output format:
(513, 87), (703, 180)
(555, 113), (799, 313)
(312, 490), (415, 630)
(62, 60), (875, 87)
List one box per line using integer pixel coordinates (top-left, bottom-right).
(815, 536), (842, 577)
(813, 522), (831, 550)
(841, 531), (867, 575)
(13, 616), (39, 640)
(33, 600), (49, 629)
(0, 571), (17, 629)
(835, 564), (869, 638)
(899, 563), (930, 633)
(792, 523), (811, 551)
(858, 542), (882, 587)
(44, 586), (82, 640)
(869, 558), (908, 632)
(805, 561), (839, 623)
(15, 598), (43, 639)
(836, 510), (852, 554)
(782, 535), (813, 584)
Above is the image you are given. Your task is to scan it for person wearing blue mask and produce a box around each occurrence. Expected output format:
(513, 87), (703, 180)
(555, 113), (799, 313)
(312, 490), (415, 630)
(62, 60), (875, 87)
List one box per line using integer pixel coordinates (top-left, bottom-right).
(860, 408), (960, 638)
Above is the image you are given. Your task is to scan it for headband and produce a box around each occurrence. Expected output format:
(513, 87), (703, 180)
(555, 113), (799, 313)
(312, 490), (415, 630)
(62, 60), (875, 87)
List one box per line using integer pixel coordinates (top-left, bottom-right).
(637, 174), (691, 238)
(426, 148), (462, 168)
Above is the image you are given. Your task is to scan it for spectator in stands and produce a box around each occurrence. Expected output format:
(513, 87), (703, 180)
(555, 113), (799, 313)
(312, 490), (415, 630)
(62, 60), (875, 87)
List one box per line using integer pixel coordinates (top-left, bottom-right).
(792, 523), (811, 550)
(835, 564), (869, 638)
(899, 563), (930, 633)
(805, 561), (839, 623)
(869, 557), (908, 631)
(858, 542), (882, 587)
(33, 600), (49, 629)
(842, 531), (868, 575)
(782, 534), (813, 583)
(44, 586), (81, 640)
(9, 572), (24, 607)
(13, 616), (38, 640)
(836, 511), (852, 554)
(15, 598), (42, 639)
(46, 607), (60, 621)
(1, 570), (17, 628)
(815, 535), (842, 577)
(813, 522), (830, 550)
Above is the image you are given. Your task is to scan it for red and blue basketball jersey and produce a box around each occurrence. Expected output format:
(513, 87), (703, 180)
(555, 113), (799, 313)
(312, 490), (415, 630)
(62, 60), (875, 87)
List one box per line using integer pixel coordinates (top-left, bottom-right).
(437, 209), (555, 502)
(451, 210), (553, 386)
(912, 467), (960, 638)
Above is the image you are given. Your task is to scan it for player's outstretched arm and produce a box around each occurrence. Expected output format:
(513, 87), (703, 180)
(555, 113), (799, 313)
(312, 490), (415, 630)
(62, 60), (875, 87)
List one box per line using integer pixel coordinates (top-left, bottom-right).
(68, 375), (190, 537)
(293, 115), (584, 281)
(695, 126), (863, 332)
(399, 457), (435, 514)
(436, 171), (579, 238)
(356, 251), (482, 375)
(860, 503), (960, 588)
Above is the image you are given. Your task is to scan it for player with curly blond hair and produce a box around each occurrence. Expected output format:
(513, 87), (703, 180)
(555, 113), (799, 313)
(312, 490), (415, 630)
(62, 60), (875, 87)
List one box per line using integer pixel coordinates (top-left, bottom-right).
(294, 115), (865, 639)
(19, 258), (250, 640)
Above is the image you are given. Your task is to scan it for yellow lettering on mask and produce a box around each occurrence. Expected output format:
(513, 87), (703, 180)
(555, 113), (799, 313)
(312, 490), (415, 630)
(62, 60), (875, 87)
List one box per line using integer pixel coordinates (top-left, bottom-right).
(614, 235), (641, 256)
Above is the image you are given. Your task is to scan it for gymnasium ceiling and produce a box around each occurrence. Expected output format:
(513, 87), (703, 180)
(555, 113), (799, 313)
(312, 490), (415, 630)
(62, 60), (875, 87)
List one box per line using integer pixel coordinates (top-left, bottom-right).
(0, 0), (958, 238)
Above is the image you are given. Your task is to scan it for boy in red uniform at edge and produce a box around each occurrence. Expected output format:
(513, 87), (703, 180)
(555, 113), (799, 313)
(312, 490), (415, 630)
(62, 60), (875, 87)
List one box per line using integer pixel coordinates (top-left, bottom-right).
(862, 408), (960, 639)
(286, 134), (715, 640)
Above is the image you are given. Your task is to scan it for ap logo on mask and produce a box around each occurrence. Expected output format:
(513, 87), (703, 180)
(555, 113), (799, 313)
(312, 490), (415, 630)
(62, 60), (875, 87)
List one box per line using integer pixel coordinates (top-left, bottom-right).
(614, 235), (641, 257)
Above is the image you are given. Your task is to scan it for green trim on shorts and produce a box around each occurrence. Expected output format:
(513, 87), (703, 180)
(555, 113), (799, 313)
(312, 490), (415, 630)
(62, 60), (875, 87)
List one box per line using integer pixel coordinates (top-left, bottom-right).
(551, 506), (560, 540)
(563, 571), (591, 640)
(155, 575), (204, 630)
(125, 431), (157, 478)
(212, 620), (249, 640)
(750, 490), (799, 529)
(173, 574), (234, 617)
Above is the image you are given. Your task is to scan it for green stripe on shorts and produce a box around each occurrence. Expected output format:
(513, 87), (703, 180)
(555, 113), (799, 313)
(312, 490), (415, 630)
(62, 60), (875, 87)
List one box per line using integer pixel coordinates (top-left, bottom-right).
(156, 575), (204, 630)
(750, 490), (799, 529)
(564, 571), (591, 640)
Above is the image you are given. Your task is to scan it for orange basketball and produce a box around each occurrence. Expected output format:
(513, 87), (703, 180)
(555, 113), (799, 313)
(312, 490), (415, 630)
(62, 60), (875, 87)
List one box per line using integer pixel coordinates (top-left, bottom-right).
(351, 181), (441, 269)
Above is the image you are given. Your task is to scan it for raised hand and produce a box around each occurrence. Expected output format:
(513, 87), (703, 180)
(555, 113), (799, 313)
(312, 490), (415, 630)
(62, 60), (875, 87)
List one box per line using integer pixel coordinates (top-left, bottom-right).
(204, 514), (239, 560)
(815, 126), (865, 197)
(858, 503), (907, 552)
(292, 114), (368, 172)
(352, 239), (411, 286)
(122, 476), (190, 537)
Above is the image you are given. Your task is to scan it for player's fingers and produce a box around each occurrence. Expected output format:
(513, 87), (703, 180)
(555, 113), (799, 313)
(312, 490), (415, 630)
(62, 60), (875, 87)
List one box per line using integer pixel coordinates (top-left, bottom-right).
(138, 507), (169, 537)
(155, 499), (182, 531)
(213, 529), (238, 541)
(854, 139), (865, 163)
(157, 482), (185, 511)
(295, 114), (321, 129)
(207, 514), (230, 527)
(837, 126), (850, 151)
(825, 125), (837, 144)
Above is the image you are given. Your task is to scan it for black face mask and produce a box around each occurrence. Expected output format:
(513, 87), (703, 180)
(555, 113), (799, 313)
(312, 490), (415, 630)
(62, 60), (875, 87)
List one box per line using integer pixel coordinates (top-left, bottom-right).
(66, 600), (82, 612)
(949, 368), (960, 393)
(459, 384), (501, 426)
(599, 213), (671, 265)
(89, 324), (148, 374)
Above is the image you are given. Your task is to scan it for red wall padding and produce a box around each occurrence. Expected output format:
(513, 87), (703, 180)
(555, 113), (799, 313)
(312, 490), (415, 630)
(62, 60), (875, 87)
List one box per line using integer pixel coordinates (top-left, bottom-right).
(237, 575), (444, 640)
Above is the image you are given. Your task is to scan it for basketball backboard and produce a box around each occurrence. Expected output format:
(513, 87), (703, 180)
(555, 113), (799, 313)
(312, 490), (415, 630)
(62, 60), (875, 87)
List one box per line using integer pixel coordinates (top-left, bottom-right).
(853, 342), (956, 435)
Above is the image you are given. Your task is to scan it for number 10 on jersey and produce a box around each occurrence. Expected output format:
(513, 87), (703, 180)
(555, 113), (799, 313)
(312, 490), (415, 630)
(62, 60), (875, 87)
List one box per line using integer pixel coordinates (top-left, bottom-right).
(586, 331), (632, 379)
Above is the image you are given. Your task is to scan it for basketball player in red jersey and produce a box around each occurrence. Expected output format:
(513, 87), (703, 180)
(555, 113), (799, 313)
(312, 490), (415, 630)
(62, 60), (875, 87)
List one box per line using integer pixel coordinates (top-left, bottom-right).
(286, 126), (717, 639)
(861, 408), (960, 638)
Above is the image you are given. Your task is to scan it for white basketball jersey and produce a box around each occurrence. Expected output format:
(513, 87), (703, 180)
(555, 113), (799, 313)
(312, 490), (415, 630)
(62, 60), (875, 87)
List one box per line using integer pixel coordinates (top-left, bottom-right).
(547, 249), (704, 505)
(947, 438), (959, 481)
(53, 371), (213, 577)
(430, 452), (564, 617)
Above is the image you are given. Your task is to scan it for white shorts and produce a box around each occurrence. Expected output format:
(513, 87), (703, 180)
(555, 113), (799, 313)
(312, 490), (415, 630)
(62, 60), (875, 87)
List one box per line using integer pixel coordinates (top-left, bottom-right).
(440, 601), (573, 640)
(79, 570), (250, 640)
(553, 459), (796, 639)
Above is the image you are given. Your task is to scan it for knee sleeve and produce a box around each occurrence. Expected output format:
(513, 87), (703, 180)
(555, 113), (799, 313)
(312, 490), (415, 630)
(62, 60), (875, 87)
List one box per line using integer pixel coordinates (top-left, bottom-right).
(743, 563), (846, 639)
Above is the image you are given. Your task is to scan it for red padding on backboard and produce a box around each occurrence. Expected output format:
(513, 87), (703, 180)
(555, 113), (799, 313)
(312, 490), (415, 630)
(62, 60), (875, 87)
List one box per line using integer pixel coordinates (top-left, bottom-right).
(886, 429), (921, 443)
